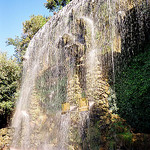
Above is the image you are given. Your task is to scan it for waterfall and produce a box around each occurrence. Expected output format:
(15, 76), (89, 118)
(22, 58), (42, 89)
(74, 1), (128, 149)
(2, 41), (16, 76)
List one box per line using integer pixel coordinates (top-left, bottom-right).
(10, 0), (149, 149)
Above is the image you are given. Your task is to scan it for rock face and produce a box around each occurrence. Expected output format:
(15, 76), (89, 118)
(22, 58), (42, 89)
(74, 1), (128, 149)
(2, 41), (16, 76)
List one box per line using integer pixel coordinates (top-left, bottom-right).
(11, 0), (150, 149)
(0, 128), (13, 150)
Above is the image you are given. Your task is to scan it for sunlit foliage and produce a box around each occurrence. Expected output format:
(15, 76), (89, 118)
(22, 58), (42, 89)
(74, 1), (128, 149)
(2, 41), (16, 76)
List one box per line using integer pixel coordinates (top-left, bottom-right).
(44, 0), (71, 11)
(115, 44), (150, 133)
(6, 15), (50, 63)
(0, 53), (21, 127)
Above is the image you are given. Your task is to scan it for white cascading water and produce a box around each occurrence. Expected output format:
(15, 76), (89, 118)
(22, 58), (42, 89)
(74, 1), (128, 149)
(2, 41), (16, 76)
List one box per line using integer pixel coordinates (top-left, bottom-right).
(10, 0), (149, 149)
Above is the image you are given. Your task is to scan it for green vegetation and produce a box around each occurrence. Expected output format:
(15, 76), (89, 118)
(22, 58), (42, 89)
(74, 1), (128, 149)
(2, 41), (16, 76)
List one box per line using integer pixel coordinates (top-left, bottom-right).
(6, 15), (50, 63)
(44, 0), (71, 11)
(0, 15), (50, 128)
(108, 115), (133, 149)
(36, 67), (67, 113)
(0, 53), (21, 128)
(115, 44), (150, 133)
(85, 121), (101, 150)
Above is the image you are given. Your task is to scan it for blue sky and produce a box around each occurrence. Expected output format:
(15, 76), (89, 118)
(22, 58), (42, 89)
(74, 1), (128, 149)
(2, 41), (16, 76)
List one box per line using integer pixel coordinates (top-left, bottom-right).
(0, 0), (52, 57)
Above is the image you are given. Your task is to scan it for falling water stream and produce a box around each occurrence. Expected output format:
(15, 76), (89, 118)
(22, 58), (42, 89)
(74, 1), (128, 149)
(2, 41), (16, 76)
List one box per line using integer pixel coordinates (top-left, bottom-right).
(10, 0), (149, 149)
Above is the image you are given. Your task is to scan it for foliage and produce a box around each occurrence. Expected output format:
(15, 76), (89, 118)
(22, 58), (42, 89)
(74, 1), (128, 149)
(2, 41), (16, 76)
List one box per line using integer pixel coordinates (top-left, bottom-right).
(0, 53), (21, 128)
(22, 15), (49, 39)
(36, 67), (67, 113)
(84, 121), (101, 150)
(108, 115), (133, 149)
(6, 15), (50, 63)
(44, 0), (71, 11)
(115, 44), (150, 133)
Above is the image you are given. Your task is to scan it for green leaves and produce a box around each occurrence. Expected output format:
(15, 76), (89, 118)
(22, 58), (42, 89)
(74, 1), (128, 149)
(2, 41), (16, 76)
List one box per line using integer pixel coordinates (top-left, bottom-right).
(115, 46), (150, 133)
(0, 52), (21, 127)
(23, 15), (49, 39)
(44, 0), (71, 11)
(0, 101), (14, 115)
(6, 15), (50, 63)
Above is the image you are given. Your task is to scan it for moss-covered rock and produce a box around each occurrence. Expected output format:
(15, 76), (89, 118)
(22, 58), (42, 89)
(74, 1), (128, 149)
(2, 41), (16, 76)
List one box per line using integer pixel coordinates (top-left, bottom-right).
(108, 114), (150, 150)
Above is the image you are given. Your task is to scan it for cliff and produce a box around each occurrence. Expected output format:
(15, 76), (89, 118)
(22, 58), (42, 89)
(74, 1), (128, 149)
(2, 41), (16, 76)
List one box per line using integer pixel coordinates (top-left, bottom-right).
(7, 0), (150, 149)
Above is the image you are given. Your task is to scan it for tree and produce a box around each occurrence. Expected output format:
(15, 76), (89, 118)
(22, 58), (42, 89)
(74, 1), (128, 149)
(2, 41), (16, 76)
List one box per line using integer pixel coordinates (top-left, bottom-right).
(22, 15), (49, 39)
(44, 0), (71, 12)
(6, 15), (50, 63)
(0, 52), (21, 128)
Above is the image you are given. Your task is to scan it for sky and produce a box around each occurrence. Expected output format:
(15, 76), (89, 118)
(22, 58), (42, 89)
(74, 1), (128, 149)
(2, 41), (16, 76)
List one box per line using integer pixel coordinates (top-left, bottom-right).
(0, 0), (52, 57)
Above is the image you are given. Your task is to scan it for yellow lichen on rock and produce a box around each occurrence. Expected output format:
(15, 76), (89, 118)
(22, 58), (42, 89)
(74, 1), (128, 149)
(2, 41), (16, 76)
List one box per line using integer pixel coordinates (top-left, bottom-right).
(113, 35), (121, 53)
(78, 98), (89, 111)
(67, 74), (82, 105)
(62, 102), (70, 113)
